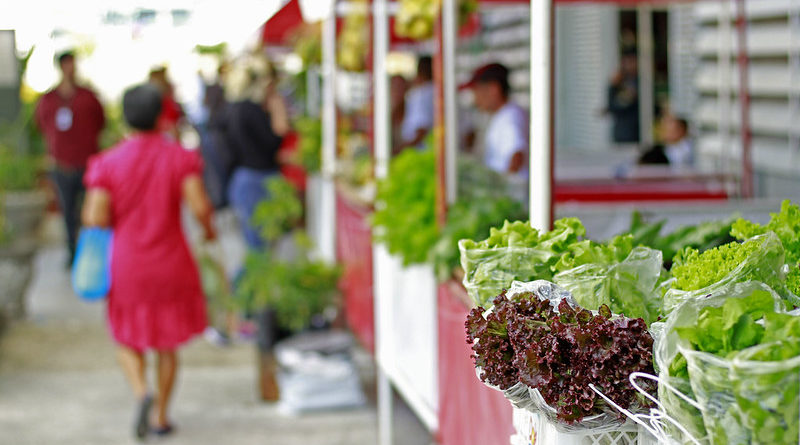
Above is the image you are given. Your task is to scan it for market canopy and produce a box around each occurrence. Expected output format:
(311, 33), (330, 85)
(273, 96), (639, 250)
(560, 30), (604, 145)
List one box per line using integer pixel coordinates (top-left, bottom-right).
(261, 0), (304, 45)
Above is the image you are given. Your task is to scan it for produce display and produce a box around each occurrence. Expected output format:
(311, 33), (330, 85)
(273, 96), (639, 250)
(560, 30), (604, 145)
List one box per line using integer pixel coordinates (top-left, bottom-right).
(394, 0), (478, 41)
(294, 117), (322, 174)
(466, 281), (655, 426)
(238, 176), (340, 333)
(337, 0), (369, 72)
(372, 148), (438, 265)
(459, 217), (666, 320)
(457, 201), (800, 441)
(237, 243), (341, 332)
(251, 177), (304, 243)
(373, 150), (524, 270)
(731, 200), (800, 295)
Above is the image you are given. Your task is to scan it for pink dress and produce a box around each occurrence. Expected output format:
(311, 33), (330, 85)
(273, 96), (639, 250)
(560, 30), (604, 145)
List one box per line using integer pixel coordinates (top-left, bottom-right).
(84, 132), (207, 351)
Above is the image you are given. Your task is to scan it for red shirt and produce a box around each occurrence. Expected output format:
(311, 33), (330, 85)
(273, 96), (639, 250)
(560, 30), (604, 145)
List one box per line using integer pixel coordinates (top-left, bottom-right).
(35, 86), (105, 169)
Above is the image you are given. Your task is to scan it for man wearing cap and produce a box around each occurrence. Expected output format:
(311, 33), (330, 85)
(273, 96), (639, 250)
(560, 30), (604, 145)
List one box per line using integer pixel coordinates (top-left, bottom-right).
(463, 63), (528, 177)
(35, 51), (105, 267)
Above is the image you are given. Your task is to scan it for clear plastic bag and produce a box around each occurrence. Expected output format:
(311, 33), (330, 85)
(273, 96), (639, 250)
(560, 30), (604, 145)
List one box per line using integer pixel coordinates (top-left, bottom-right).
(505, 281), (643, 434)
(663, 232), (797, 314)
(458, 240), (557, 307)
(553, 246), (664, 324)
(653, 281), (788, 445)
(731, 343), (800, 445)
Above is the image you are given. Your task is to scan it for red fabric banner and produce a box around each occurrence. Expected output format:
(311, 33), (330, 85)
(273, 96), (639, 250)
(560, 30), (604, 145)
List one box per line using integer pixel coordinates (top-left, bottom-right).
(335, 190), (376, 353)
(437, 281), (513, 445)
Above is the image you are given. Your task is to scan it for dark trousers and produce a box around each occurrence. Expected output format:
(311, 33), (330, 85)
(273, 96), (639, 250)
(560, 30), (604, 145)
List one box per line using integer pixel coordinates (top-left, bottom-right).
(51, 167), (85, 263)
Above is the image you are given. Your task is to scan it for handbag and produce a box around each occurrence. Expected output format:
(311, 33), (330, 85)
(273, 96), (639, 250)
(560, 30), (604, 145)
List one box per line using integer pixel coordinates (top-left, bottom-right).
(71, 227), (113, 301)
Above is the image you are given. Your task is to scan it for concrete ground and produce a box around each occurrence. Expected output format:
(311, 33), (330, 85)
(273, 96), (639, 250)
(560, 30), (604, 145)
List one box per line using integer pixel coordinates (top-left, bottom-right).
(0, 245), (380, 445)
(0, 213), (436, 445)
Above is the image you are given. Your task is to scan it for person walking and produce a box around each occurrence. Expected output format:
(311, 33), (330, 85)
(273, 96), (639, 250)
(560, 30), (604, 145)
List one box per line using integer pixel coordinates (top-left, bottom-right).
(223, 63), (288, 250)
(35, 50), (105, 267)
(81, 84), (215, 439)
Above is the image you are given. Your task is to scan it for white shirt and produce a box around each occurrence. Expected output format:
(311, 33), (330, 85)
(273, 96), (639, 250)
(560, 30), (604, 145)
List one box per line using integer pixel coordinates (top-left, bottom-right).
(665, 139), (693, 170)
(401, 82), (434, 146)
(484, 101), (528, 177)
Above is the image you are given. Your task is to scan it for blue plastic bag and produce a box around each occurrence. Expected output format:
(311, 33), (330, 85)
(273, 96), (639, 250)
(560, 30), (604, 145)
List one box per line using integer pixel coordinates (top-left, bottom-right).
(72, 227), (113, 301)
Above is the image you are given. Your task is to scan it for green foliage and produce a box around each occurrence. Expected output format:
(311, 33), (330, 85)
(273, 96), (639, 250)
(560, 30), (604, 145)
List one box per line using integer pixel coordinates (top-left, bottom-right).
(430, 196), (525, 282)
(430, 157), (526, 282)
(194, 42), (228, 57)
(667, 287), (800, 445)
(459, 218), (588, 306)
(671, 239), (761, 292)
(625, 211), (734, 265)
(294, 117), (322, 173)
(236, 235), (341, 332)
(240, 178), (341, 332)
(674, 289), (775, 360)
(372, 148), (438, 265)
(99, 103), (127, 150)
(732, 200), (800, 295)
(0, 147), (39, 191)
(251, 177), (304, 243)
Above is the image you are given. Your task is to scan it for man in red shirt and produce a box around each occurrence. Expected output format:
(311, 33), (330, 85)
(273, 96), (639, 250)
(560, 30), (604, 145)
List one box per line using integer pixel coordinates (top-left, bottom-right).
(35, 51), (105, 266)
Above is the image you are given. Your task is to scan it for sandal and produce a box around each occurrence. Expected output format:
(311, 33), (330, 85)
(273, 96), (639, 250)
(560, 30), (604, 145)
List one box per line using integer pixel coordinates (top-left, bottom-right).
(151, 423), (175, 436)
(134, 394), (153, 440)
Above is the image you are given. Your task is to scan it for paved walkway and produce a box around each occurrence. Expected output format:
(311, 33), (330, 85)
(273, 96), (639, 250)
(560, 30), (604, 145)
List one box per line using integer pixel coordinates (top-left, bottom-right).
(0, 242), (379, 445)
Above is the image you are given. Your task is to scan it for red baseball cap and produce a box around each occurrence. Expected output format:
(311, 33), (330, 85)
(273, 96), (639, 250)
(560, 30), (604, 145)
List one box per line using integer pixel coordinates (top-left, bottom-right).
(459, 63), (510, 90)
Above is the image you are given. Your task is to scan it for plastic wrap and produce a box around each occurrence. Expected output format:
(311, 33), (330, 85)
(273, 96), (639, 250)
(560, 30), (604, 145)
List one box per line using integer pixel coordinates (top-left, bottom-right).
(553, 246), (664, 323)
(731, 343), (800, 445)
(653, 281), (788, 445)
(663, 232), (797, 314)
(498, 281), (643, 434)
(459, 240), (557, 307)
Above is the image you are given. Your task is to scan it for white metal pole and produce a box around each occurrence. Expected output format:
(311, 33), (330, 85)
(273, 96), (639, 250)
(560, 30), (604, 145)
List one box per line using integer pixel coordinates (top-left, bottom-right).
(637, 5), (654, 147)
(443, 0), (458, 204)
(373, 1), (393, 445)
(790, 3), (800, 165)
(374, 0), (390, 181)
(529, 0), (553, 231)
(319, 5), (337, 263)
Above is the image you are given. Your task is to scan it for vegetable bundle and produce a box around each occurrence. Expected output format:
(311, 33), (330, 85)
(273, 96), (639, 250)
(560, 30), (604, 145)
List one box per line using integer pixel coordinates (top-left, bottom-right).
(466, 282), (654, 426)
(732, 199), (800, 296)
(655, 282), (800, 445)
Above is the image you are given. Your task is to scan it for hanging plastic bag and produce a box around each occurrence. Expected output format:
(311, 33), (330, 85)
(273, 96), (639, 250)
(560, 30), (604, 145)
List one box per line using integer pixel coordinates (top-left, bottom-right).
(71, 227), (113, 301)
(731, 342), (800, 445)
(653, 281), (788, 445)
(553, 246), (664, 324)
(663, 232), (797, 314)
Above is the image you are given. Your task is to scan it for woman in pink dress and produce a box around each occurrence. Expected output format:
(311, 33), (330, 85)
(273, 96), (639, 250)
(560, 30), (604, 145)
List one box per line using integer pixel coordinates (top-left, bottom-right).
(82, 84), (215, 439)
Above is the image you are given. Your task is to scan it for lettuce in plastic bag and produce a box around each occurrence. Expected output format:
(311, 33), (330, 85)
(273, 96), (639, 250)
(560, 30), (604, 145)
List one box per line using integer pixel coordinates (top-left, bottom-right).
(553, 246), (665, 324)
(459, 218), (585, 307)
(664, 232), (798, 313)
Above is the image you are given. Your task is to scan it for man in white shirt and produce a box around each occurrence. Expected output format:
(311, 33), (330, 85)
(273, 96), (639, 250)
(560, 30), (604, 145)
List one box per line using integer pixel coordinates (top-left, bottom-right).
(399, 56), (435, 150)
(462, 63), (528, 177)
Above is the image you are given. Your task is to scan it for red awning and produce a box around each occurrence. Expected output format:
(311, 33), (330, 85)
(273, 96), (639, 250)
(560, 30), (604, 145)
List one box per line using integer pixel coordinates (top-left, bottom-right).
(262, 0), (304, 45)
